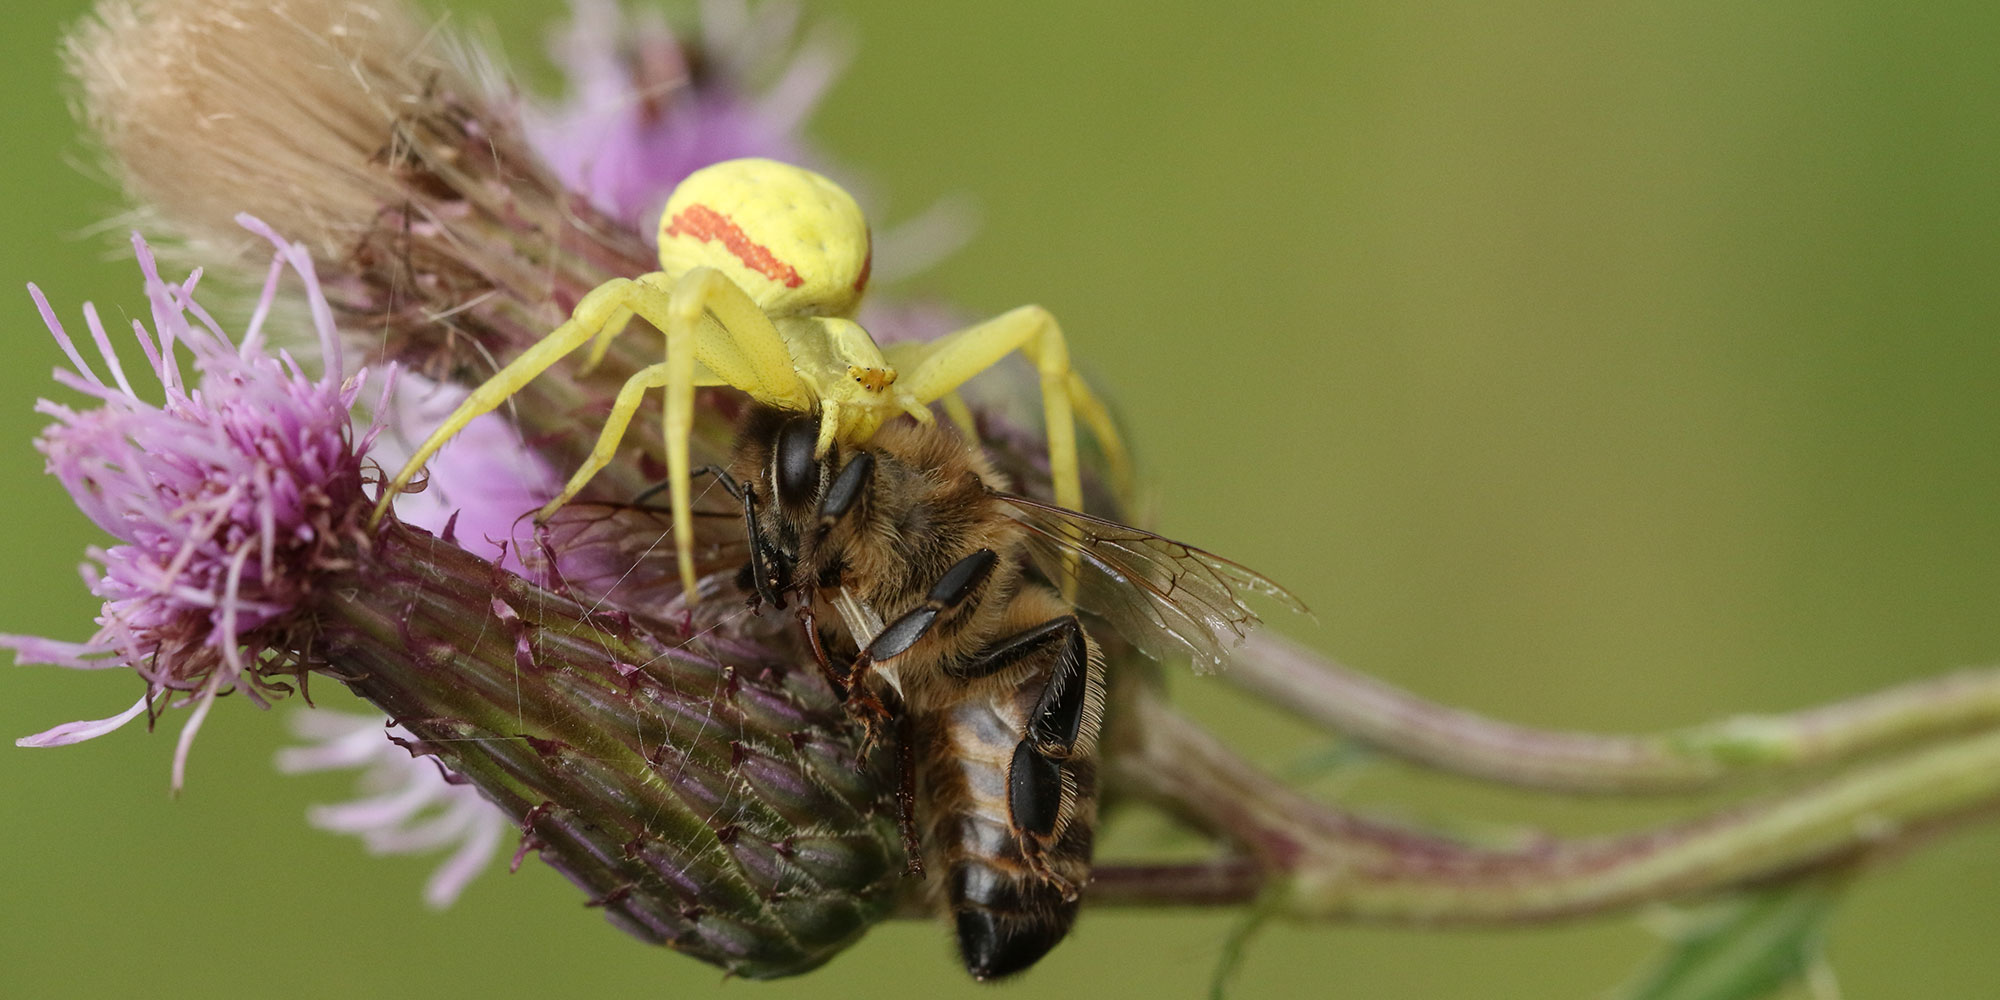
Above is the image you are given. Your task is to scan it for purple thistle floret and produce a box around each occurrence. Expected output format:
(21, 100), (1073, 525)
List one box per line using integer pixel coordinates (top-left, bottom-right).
(276, 710), (508, 908)
(373, 377), (556, 573)
(522, 0), (974, 285)
(524, 0), (844, 231)
(7, 216), (374, 790)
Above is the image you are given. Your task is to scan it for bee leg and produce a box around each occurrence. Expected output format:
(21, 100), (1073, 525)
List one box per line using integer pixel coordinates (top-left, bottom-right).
(815, 451), (874, 534)
(794, 604), (850, 699)
(844, 548), (1000, 693)
(955, 614), (1100, 898)
(949, 615), (1096, 760)
(833, 548), (1000, 767)
(844, 684), (900, 760)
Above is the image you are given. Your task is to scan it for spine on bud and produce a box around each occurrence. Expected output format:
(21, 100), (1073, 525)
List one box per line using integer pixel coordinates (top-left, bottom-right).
(318, 521), (903, 978)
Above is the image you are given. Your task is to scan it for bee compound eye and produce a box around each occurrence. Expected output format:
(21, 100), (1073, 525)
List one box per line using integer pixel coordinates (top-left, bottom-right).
(773, 418), (820, 510)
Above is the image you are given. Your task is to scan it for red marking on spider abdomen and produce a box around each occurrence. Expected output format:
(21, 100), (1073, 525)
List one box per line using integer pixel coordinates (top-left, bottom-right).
(665, 204), (805, 289)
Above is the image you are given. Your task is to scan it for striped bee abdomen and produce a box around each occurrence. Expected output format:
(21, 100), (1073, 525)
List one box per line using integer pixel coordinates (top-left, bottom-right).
(919, 649), (1101, 981)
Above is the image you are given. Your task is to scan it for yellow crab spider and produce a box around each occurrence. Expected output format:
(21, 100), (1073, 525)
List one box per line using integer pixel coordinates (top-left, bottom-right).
(371, 158), (1131, 598)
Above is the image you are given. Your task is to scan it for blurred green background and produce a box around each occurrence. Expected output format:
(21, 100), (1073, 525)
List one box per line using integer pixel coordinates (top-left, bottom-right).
(5, 0), (2000, 997)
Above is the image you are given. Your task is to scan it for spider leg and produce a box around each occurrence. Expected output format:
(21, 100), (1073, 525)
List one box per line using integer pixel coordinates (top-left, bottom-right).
(535, 361), (676, 520)
(939, 391), (978, 440)
(648, 267), (815, 597)
(894, 305), (1130, 600)
(551, 268), (818, 597)
(378, 267), (816, 600)
(896, 305), (1131, 513)
(372, 275), (656, 526)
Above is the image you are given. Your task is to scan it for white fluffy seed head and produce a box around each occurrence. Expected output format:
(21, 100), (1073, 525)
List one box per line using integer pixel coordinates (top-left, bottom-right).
(68, 0), (466, 261)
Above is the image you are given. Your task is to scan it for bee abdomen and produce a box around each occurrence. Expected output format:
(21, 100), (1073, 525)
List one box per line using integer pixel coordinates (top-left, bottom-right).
(952, 880), (1077, 981)
(907, 582), (1105, 979)
(936, 759), (1097, 980)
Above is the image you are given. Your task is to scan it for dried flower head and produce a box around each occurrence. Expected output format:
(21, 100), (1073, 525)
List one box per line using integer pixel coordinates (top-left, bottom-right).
(69, 0), (647, 382)
(70, 0), (453, 263)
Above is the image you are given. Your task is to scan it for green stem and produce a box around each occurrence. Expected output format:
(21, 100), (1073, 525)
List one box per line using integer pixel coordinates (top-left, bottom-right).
(1110, 688), (2000, 923)
(1231, 632), (2000, 793)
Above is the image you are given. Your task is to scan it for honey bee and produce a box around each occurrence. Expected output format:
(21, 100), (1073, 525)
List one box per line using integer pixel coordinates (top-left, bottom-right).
(702, 405), (1298, 980)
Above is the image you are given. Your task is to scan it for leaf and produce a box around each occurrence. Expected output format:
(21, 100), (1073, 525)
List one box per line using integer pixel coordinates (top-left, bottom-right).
(1618, 878), (1843, 1000)
(1209, 890), (1281, 1000)
(1280, 738), (1376, 782)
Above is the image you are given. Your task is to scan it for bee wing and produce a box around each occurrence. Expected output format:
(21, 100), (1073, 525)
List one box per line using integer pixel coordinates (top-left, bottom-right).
(995, 491), (1306, 672)
(535, 501), (750, 612)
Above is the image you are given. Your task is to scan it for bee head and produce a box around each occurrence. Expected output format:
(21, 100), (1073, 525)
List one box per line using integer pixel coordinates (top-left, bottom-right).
(747, 410), (874, 592)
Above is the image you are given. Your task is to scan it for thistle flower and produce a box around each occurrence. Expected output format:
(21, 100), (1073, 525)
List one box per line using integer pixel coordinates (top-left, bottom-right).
(47, 0), (966, 950)
(10, 223), (906, 976)
(6, 219), (367, 791)
(525, 0), (842, 230)
(316, 519), (906, 976)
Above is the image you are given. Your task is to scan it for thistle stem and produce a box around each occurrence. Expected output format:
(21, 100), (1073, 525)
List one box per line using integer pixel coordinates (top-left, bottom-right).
(1087, 860), (1265, 908)
(1229, 632), (2000, 794)
(1107, 689), (2000, 923)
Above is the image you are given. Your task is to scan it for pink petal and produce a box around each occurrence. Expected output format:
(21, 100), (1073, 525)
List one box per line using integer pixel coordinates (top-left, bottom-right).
(17, 693), (151, 747)
(424, 808), (507, 909)
(0, 635), (116, 669)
